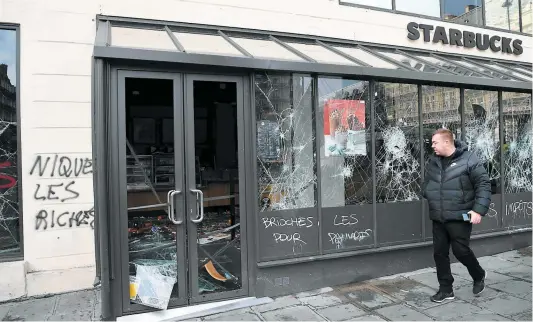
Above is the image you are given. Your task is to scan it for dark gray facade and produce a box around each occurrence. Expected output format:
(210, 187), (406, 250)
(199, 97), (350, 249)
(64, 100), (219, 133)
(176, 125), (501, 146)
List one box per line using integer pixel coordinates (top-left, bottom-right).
(92, 16), (532, 320)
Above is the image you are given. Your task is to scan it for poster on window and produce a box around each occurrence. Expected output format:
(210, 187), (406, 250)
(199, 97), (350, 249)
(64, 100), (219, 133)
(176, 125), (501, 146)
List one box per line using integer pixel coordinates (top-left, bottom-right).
(324, 99), (366, 157)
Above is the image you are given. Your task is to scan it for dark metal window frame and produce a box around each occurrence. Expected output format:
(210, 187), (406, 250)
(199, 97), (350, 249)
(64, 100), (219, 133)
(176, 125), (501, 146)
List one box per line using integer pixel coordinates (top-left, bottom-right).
(339, 0), (532, 37)
(93, 15), (531, 270)
(0, 22), (23, 263)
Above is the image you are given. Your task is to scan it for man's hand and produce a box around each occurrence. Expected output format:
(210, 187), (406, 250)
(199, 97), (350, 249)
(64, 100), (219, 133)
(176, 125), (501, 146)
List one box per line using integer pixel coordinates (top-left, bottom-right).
(468, 211), (482, 224)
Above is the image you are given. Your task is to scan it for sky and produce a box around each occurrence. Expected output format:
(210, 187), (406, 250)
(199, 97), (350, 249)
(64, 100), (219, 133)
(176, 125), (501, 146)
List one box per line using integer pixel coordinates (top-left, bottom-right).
(0, 29), (17, 84)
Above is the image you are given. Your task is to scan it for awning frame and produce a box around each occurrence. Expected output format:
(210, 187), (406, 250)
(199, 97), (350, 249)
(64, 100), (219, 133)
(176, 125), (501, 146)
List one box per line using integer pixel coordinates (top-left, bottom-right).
(93, 15), (532, 92)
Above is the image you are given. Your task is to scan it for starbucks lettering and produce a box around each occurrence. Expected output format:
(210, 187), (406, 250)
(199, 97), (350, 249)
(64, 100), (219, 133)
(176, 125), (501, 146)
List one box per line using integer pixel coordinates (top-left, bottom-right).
(407, 22), (523, 56)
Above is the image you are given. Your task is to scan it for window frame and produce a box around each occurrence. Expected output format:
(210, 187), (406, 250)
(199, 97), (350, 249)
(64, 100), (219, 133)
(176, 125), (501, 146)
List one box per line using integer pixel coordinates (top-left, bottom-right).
(339, 0), (532, 37)
(0, 22), (23, 263)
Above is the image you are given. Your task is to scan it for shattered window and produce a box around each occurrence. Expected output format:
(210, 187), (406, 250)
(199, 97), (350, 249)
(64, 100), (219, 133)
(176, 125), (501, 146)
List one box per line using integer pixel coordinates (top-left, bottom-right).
(318, 77), (372, 207)
(255, 73), (316, 211)
(422, 86), (461, 165)
(0, 28), (20, 259)
(502, 92), (532, 193)
(464, 89), (501, 194)
(375, 83), (421, 203)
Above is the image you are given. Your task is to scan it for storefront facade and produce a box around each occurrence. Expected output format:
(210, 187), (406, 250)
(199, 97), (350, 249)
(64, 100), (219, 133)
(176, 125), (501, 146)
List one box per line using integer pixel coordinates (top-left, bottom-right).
(1, 0), (532, 320)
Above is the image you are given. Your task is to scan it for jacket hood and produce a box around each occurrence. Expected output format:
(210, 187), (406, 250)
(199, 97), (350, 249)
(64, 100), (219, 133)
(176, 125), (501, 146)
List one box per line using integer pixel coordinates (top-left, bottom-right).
(454, 140), (468, 156)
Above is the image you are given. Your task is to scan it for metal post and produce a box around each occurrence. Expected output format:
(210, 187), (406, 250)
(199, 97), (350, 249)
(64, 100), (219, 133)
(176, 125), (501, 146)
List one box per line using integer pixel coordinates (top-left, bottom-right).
(460, 88), (465, 141)
(419, 84), (426, 240)
(313, 75), (323, 254)
(498, 90), (505, 228)
(370, 80), (378, 248)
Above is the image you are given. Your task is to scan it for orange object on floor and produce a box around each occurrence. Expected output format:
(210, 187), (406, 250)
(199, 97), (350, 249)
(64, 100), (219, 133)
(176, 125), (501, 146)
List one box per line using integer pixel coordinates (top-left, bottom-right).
(204, 261), (227, 281)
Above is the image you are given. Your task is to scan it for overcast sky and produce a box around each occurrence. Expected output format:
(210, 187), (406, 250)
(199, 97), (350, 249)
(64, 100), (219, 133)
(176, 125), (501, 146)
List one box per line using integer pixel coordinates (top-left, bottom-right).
(0, 29), (17, 84)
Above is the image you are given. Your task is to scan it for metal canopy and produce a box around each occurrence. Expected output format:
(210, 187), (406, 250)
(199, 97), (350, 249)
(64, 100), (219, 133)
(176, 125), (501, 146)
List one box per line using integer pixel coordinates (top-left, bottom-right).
(93, 16), (532, 91)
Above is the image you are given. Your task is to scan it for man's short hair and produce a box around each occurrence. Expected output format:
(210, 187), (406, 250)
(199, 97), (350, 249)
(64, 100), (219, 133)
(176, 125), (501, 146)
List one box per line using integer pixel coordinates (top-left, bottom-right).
(432, 128), (454, 142)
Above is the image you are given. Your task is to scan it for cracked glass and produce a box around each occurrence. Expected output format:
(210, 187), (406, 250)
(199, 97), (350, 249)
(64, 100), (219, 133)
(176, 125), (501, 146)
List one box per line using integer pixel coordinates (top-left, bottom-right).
(318, 77), (372, 207)
(422, 86), (461, 165)
(502, 92), (532, 193)
(255, 73), (316, 211)
(464, 89), (501, 194)
(0, 28), (20, 258)
(375, 82), (421, 203)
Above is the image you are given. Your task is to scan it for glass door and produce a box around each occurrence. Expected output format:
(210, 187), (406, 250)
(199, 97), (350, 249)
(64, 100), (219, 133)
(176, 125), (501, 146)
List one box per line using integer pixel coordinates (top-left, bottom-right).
(118, 71), (188, 312)
(184, 75), (248, 304)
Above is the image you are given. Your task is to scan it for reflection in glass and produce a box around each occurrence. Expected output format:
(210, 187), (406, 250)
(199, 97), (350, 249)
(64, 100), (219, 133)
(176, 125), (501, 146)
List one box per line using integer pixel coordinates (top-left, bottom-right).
(125, 78), (178, 309)
(522, 0), (533, 34)
(375, 83), (420, 203)
(255, 73), (316, 211)
(464, 90), (501, 194)
(340, 0), (392, 9)
(396, 0), (440, 17)
(485, 0), (520, 32)
(0, 28), (20, 257)
(422, 86), (461, 165)
(503, 92), (532, 193)
(318, 78), (372, 207)
(442, 0), (483, 26)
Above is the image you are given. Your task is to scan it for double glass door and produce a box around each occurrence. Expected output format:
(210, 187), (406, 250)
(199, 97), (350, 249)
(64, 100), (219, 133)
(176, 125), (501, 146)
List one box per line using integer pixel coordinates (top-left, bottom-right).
(117, 71), (247, 312)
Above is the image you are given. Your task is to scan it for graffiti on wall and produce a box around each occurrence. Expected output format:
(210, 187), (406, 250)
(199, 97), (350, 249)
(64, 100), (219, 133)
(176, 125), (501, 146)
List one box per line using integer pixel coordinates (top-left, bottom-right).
(30, 154), (94, 231)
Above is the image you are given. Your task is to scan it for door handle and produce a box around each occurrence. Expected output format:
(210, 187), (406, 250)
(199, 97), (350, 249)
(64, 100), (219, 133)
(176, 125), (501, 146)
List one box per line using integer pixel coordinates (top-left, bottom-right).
(168, 190), (183, 224)
(190, 189), (204, 223)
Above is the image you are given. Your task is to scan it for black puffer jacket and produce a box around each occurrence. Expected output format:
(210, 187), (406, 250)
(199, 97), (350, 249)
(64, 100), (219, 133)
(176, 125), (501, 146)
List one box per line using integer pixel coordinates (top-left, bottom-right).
(423, 140), (491, 223)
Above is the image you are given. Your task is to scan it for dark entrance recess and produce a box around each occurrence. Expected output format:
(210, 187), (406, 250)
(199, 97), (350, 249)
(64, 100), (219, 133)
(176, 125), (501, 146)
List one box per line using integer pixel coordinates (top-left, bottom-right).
(120, 72), (247, 315)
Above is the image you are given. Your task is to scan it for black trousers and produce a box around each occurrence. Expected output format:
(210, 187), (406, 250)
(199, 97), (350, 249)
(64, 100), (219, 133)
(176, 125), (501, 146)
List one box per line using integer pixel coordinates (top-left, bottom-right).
(432, 220), (485, 292)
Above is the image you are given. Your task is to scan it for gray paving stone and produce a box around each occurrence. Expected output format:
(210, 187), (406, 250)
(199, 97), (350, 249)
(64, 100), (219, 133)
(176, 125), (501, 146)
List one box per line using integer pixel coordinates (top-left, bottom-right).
(316, 303), (367, 321)
(451, 263), (475, 280)
(298, 293), (343, 308)
(496, 265), (533, 281)
(476, 294), (531, 318)
(516, 292), (533, 302)
(477, 256), (518, 271)
(408, 271), (470, 290)
(424, 300), (483, 320)
(393, 285), (444, 309)
(295, 287), (333, 298)
(345, 288), (394, 309)
(204, 308), (260, 321)
(350, 315), (386, 321)
(490, 279), (532, 297)
(252, 295), (300, 313)
(261, 305), (323, 321)
(0, 304), (13, 321)
(52, 290), (96, 321)
(375, 303), (433, 321)
(454, 284), (503, 303)
(496, 251), (532, 267)
(5, 296), (57, 321)
(485, 271), (517, 285)
(513, 311), (532, 321)
(453, 312), (509, 321)
(369, 276), (425, 296)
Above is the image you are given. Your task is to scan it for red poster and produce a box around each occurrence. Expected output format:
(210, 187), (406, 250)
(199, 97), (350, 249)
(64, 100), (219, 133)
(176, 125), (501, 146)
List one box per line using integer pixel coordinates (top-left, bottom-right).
(324, 99), (366, 136)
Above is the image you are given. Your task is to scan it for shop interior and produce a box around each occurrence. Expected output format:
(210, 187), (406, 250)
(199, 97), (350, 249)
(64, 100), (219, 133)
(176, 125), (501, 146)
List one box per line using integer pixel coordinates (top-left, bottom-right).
(124, 77), (242, 308)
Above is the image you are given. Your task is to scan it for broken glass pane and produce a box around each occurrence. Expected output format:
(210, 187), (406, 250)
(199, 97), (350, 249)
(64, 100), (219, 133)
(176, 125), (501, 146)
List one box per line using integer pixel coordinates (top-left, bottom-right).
(255, 73), (316, 211)
(503, 92), (532, 193)
(0, 28), (20, 258)
(375, 82), (421, 203)
(464, 89), (501, 194)
(422, 86), (461, 165)
(318, 77), (372, 207)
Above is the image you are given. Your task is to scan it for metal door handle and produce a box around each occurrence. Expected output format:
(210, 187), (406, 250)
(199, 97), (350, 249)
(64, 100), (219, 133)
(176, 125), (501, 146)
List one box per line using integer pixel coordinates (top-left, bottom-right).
(168, 190), (183, 224)
(190, 189), (204, 223)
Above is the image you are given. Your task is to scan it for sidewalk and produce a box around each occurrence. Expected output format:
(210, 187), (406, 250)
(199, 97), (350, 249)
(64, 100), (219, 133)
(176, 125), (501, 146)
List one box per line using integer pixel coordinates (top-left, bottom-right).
(0, 246), (530, 321)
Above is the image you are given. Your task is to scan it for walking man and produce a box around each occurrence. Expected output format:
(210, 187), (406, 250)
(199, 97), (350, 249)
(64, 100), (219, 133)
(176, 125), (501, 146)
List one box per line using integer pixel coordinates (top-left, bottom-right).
(423, 128), (491, 303)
